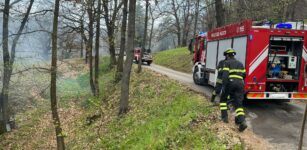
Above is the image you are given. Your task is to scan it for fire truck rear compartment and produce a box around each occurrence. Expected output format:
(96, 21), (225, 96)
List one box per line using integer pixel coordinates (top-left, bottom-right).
(266, 82), (298, 92)
(266, 36), (303, 92)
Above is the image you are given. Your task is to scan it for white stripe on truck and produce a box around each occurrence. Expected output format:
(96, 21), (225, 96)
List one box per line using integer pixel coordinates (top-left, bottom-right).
(249, 45), (269, 75)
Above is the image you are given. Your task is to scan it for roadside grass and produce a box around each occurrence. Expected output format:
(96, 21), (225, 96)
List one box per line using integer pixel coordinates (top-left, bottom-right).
(94, 70), (226, 149)
(0, 57), (243, 149)
(154, 47), (193, 73)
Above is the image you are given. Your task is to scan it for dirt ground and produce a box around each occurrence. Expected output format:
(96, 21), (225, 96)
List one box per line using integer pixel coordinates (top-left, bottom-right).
(206, 109), (273, 150)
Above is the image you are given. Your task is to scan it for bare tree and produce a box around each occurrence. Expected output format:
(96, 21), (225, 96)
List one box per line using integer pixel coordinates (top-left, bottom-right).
(80, 14), (88, 62)
(204, 0), (215, 30)
(60, 2), (88, 61)
(0, 0), (10, 134)
(137, 0), (150, 73)
(157, 0), (193, 47)
(181, 0), (192, 47)
(50, 0), (65, 149)
(116, 0), (128, 82)
(94, 0), (102, 96)
(148, 2), (161, 50)
(193, 0), (200, 36)
(170, 0), (181, 47)
(102, 0), (123, 67)
(80, 34), (84, 58)
(215, 0), (225, 27)
(148, 5), (155, 50)
(86, 0), (96, 95)
(0, 0), (34, 134)
(119, 0), (136, 115)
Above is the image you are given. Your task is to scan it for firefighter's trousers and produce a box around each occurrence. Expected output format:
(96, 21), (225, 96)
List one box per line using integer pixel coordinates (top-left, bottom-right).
(213, 82), (223, 96)
(211, 79), (223, 102)
(220, 78), (246, 124)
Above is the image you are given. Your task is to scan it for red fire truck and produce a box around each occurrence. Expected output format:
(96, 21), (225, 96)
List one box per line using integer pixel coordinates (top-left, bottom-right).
(192, 19), (307, 100)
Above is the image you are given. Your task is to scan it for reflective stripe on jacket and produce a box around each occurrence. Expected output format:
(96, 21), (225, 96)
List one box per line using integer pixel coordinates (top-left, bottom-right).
(221, 58), (246, 86)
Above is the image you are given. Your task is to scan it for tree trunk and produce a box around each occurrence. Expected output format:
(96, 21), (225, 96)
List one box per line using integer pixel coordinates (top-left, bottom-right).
(205, 0), (214, 30)
(181, 0), (191, 47)
(80, 38), (84, 58)
(193, 0), (200, 36)
(282, 3), (289, 22)
(148, 18), (154, 50)
(290, 0), (298, 21)
(148, 5), (155, 50)
(181, 21), (191, 47)
(176, 32), (181, 47)
(80, 18), (88, 63)
(84, 9), (89, 64)
(85, 51), (89, 63)
(215, 0), (225, 27)
(0, 0), (10, 134)
(94, 0), (102, 96)
(171, 0), (181, 47)
(1, 0), (34, 134)
(108, 33), (117, 67)
(137, 0), (149, 73)
(224, 0), (232, 24)
(102, 0), (122, 67)
(51, 0), (65, 149)
(184, 26), (191, 46)
(119, 0), (136, 115)
(116, 0), (128, 82)
(87, 0), (96, 95)
(236, 0), (245, 21)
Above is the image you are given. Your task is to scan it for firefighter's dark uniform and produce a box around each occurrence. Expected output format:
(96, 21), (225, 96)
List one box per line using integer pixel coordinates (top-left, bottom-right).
(220, 49), (247, 132)
(210, 59), (226, 102)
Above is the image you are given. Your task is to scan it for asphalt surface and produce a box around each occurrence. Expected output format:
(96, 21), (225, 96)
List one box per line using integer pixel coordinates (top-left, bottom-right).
(144, 64), (307, 150)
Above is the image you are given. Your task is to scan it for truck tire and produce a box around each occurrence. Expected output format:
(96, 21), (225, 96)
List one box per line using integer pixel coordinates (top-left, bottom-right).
(193, 66), (209, 85)
(193, 66), (202, 85)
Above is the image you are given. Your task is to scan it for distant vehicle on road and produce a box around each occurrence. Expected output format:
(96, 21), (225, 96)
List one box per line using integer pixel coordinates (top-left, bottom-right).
(134, 47), (153, 66)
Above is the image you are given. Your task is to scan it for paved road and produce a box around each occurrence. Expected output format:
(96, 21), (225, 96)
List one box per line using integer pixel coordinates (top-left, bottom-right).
(145, 64), (307, 150)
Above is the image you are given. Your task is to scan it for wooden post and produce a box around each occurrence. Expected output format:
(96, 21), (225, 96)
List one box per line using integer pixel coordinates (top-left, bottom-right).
(299, 103), (307, 150)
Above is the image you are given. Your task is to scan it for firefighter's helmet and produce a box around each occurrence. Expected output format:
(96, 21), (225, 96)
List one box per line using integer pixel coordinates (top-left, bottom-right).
(224, 48), (236, 56)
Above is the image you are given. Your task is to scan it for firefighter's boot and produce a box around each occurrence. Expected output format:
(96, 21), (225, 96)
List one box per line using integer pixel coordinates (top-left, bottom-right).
(239, 121), (248, 132)
(236, 115), (247, 132)
(210, 94), (216, 102)
(235, 116), (239, 125)
(211, 91), (217, 102)
(220, 102), (228, 123)
(221, 110), (228, 123)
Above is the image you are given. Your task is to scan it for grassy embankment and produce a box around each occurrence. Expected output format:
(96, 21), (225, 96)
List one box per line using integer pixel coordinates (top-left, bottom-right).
(0, 58), (243, 149)
(154, 47), (193, 73)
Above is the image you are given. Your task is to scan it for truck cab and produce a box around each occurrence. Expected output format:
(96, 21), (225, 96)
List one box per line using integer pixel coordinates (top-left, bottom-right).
(134, 47), (153, 66)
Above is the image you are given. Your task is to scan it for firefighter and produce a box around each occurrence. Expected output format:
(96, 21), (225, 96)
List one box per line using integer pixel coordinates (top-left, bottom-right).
(210, 53), (227, 102)
(220, 48), (247, 132)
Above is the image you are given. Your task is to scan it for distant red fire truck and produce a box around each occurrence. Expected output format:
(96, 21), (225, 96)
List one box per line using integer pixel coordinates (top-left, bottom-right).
(192, 20), (307, 100)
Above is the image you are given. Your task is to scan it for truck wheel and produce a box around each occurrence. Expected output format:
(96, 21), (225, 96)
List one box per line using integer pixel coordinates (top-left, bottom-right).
(193, 67), (201, 85)
(193, 66), (208, 85)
